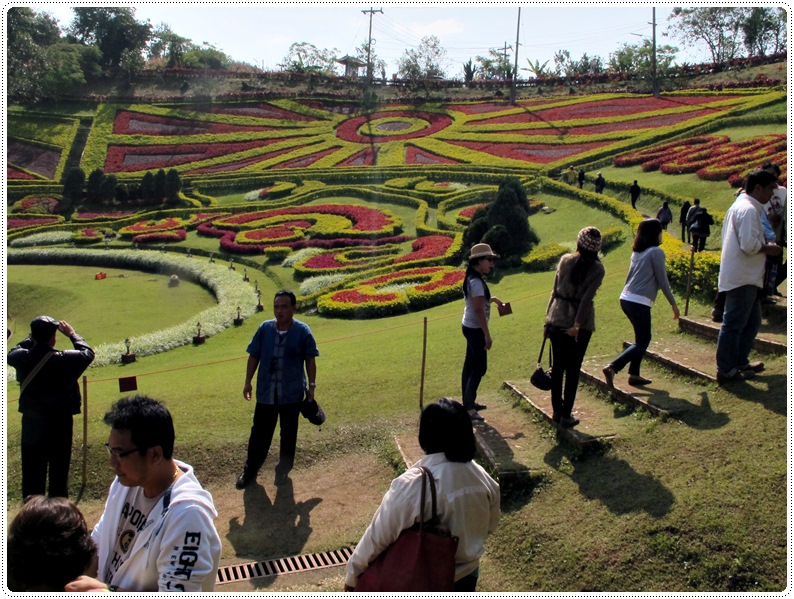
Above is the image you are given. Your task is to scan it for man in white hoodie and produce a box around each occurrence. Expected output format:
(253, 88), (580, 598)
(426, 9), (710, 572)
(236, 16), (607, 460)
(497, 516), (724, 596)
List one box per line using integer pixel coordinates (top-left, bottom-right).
(66, 395), (221, 592)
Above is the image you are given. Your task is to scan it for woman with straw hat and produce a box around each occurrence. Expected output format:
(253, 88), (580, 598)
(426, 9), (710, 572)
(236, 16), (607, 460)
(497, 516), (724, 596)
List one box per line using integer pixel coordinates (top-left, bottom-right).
(461, 243), (507, 414)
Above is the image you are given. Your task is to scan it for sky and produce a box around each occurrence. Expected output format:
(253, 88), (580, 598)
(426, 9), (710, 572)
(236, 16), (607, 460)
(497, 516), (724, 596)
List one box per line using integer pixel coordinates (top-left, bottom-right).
(30, 3), (707, 78)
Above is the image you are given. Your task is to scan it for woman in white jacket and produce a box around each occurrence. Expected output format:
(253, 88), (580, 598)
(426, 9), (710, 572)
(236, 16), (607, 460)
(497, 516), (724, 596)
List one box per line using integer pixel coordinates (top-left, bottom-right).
(345, 398), (500, 592)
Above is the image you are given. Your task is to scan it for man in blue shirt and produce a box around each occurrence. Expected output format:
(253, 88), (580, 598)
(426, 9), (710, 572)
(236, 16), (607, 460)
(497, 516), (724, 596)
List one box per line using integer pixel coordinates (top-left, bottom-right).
(237, 290), (319, 488)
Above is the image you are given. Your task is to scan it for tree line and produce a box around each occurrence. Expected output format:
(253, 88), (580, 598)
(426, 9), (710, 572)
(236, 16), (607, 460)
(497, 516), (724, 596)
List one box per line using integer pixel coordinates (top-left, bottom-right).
(7, 6), (787, 105)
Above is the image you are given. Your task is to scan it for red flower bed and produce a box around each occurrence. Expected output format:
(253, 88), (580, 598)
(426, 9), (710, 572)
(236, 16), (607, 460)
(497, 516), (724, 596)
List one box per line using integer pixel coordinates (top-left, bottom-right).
(7, 216), (60, 230)
(271, 147), (340, 169)
(458, 204), (487, 220)
(8, 140), (60, 179)
(132, 229), (187, 244)
(405, 145), (462, 165)
(73, 210), (137, 222)
(613, 135), (729, 168)
(210, 103), (318, 121)
(105, 140), (271, 172)
(239, 221), (313, 242)
(445, 139), (612, 164)
(7, 166), (36, 180)
(12, 195), (59, 214)
(394, 235), (454, 264)
(113, 110), (275, 135)
(337, 147), (378, 167)
(185, 142), (308, 175)
(217, 205), (395, 233)
(512, 96), (739, 124)
(336, 111), (453, 144)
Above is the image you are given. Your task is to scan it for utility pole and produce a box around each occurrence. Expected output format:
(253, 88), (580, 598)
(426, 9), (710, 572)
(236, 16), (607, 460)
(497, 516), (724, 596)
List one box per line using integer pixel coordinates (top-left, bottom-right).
(362, 6), (383, 83)
(651, 6), (659, 97)
(510, 7), (521, 105)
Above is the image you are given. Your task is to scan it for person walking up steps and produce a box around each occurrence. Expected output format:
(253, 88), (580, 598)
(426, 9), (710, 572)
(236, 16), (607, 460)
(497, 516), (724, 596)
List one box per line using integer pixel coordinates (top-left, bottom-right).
(603, 219), (679, 389)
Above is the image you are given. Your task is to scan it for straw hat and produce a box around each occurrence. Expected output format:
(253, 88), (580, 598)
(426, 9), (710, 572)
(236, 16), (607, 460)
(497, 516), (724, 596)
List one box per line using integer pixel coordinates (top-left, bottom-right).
(469, 243), (499, 260)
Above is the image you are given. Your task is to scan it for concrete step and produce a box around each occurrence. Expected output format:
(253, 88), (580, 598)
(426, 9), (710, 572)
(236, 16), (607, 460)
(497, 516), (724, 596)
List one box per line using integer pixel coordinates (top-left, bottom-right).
(579, 364), (670, 418)
(622, 340), (716, 383)
(502, 380), (617, 452)
(679, 316), (786, 356)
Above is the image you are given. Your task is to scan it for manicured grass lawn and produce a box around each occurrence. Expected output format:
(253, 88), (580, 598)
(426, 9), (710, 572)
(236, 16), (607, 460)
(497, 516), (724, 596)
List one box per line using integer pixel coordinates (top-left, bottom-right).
(7, 264), (216, 345)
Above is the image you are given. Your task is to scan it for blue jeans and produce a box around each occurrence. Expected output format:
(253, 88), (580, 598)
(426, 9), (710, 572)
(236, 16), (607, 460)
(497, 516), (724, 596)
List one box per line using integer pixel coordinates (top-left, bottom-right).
(461, 326), (487, 408)
(610, 300), (652, 376)
(716, 285), (761, 375)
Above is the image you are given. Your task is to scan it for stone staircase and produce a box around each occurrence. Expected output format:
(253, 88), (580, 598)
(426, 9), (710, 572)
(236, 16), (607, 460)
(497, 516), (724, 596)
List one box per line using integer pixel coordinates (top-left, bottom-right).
(473, 292), (787, 473)
(61, 117), (94, 181)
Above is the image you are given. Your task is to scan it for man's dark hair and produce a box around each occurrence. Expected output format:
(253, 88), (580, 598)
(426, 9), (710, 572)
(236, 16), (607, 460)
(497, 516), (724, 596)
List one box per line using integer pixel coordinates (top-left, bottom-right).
(633, 218), (664, 253)
(104, 395), (175, 459)
(8, 496), (96, 591)
(418, 398), (475, 463)
(274, 289), (297, 306)
(746, 168), (778, 193)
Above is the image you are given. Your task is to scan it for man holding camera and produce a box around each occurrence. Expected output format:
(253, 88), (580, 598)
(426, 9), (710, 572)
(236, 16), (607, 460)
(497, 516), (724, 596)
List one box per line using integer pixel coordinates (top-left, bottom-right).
(236, 290), (319, 488)
(8, 316), (94, 498)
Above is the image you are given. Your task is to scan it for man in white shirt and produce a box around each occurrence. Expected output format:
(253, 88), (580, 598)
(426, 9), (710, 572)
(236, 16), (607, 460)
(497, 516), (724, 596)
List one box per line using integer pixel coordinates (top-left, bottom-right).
(716, 169), (783, 383)
(66, 395), (222, 592)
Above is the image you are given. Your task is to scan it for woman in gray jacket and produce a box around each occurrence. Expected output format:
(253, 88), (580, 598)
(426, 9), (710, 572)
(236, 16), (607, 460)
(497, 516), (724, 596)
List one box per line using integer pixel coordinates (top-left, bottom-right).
(603, 219), (679, 388)
(544, 227), (605, 428)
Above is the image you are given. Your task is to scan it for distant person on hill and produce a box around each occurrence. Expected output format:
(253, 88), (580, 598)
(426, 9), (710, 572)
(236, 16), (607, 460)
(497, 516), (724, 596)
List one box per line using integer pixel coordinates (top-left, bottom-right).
(237, 290), (319, 489)
(65, 395), (222, 592)
(577, 168), (585, 189)
(655, 201), (673, 230)
(544, 227), (605, 428)
(603, 219), (679, 389)
(564, 166), (577, 185)
(7, 316), (94, 499)
(594, 172), (606, 194)
(685, 198), (703, 239)
(679, 200), (692, 243)
(460, 244), (507, 415)
(8, 495), (97, 591)
(689, 207), (714, 252)
(629, 180), (641, 209)
(715, 169), (782, 384)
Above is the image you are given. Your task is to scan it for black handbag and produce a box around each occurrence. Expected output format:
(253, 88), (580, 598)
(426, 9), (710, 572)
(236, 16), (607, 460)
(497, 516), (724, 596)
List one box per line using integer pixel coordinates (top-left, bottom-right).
(530, 332), (553, 391)
(300, 394), (326, 426)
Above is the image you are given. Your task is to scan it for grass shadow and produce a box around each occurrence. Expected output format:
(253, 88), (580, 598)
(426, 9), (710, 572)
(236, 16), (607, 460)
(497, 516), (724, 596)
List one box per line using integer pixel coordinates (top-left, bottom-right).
(721, 373), (788, 416)
(544, 445), (675, 518)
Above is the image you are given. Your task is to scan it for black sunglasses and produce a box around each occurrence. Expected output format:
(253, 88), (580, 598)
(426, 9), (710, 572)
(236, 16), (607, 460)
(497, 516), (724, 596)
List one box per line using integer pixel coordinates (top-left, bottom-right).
(105, 443), (139, 459)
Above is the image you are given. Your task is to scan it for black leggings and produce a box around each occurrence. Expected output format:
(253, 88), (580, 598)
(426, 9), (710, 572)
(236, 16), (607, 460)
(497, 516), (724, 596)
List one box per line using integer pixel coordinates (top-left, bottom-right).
(461, 326), (487, 409)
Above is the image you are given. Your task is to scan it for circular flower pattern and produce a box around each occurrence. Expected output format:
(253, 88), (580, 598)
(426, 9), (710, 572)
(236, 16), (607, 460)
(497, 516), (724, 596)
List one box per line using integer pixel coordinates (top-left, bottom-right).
(336, 110), (453, 144)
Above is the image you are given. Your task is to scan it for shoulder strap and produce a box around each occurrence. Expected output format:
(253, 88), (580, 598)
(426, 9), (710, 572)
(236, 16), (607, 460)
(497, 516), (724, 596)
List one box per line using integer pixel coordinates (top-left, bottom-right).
(416, 466), (439, 530)
(19, 351), (54, 395)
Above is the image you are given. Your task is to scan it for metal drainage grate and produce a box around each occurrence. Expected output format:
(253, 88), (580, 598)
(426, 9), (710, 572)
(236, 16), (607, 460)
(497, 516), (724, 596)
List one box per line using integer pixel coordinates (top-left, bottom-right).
(216, 546), (355, 585)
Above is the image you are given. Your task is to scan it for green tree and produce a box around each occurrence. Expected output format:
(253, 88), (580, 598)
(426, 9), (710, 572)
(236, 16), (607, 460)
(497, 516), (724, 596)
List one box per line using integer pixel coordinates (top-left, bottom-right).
(463, 178), (537, 266)
(86, 168), (105, 203)
(608, 39), (679, 77)
(279, 42), (340, 76)
(40, 44), (87, 99)
(165, 169), (182, 203)
(99, 174), (118, 204)
(462, 59), (476, 85)
(141, 171), (155, 201)
(667, 7), (743, 64)
(7, 7), (59, 103)
(183, 43), (230, 69)
(521, 58), (551, 79)
(355, 39), (386, 80)
(62, 167), (86, 207)
(741, 7), (787, 57)
(148, 24), (190, 67)
(397, 35), (446, 80)
(68, 7), (152, 70)
(153, 169), (168, 202)
(475, 48), (512, 79)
